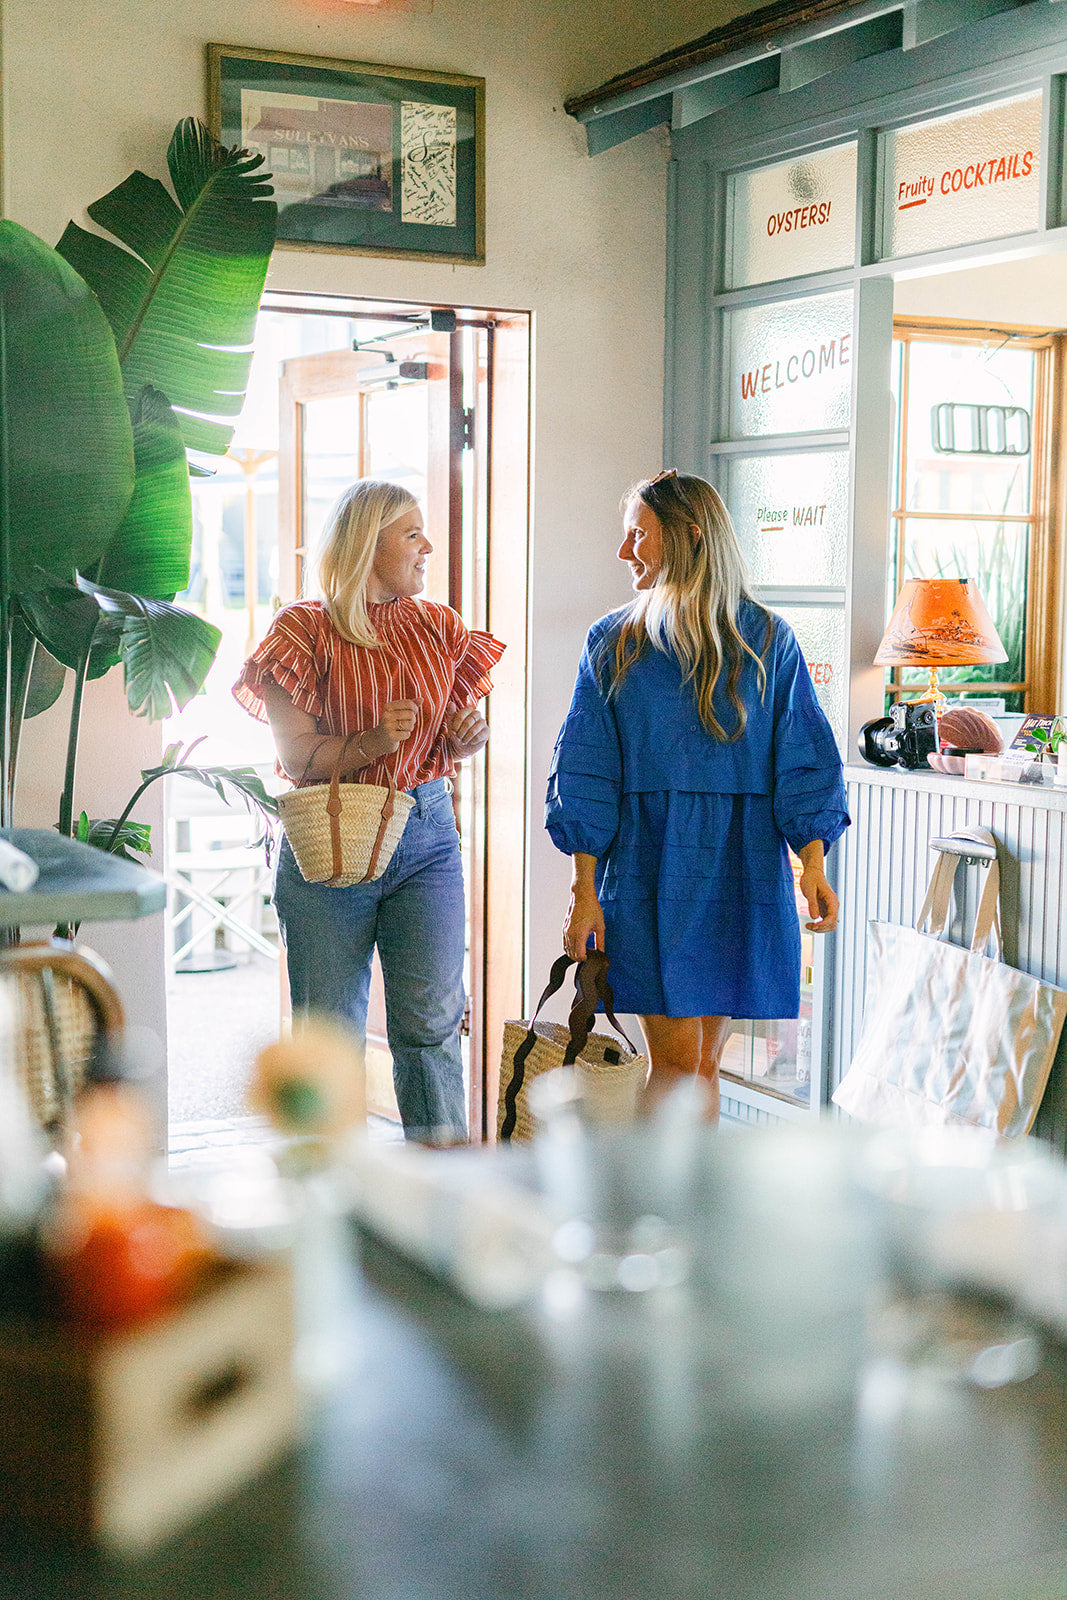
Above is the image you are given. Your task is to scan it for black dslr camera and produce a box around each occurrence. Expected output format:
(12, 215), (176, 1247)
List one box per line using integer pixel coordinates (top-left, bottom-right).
(857, 701), (938, 770)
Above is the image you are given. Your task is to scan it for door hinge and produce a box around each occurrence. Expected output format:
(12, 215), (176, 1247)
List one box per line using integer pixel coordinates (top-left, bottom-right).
(460, 999), (472, 1036)
(457, 406), (475, 451)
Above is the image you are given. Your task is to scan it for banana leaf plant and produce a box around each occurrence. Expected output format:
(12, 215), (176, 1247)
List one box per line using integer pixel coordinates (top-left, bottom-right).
(84, 740), (279, 863)
(0, 117), (277, 844)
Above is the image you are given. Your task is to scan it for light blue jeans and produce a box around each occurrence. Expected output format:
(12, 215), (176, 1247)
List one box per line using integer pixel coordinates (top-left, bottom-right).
(274, 777), (467, 1143)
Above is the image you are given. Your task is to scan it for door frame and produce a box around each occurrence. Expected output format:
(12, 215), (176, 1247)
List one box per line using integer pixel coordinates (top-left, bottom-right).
(266, 292), (532, 1140)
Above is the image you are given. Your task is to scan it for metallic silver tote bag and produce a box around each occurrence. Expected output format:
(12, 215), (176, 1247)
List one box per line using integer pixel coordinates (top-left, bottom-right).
(833, 829), (1067, 1137)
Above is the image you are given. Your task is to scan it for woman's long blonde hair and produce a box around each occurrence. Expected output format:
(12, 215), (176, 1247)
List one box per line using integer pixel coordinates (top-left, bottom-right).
(608, 472), (771, 741)
(311, 478), (418, 646)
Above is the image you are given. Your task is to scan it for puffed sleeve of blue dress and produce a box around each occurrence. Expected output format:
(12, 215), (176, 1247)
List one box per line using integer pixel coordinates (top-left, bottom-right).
(546, 601), (849, 1020)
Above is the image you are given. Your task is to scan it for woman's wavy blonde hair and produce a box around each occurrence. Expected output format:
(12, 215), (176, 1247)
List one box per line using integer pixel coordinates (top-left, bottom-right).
(608, 472), (771, 741)
(311, 478), (418, 647)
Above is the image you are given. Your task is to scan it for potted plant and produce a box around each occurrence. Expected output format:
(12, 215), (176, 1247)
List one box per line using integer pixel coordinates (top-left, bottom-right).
(0, 118), (278, 858)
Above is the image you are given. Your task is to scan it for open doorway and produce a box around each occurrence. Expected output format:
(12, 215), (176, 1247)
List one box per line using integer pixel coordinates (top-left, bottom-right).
(164, 292), (530, 1156)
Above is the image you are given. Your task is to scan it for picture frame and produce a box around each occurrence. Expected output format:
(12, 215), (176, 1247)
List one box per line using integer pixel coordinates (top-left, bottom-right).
(207, 44), (485, 264)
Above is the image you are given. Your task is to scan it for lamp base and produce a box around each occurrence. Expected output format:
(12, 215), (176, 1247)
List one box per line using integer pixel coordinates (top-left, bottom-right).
(906, 668), (947, 718)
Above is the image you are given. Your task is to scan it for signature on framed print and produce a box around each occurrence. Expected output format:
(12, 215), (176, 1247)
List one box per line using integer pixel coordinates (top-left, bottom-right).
(208, 44), (484, 263)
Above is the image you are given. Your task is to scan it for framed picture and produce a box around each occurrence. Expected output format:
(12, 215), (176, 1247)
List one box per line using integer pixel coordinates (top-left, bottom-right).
(207, 44), (484, 263)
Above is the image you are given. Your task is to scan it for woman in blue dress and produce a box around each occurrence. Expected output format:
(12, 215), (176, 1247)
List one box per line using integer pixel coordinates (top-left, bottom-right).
(546, 469), (849, 1121)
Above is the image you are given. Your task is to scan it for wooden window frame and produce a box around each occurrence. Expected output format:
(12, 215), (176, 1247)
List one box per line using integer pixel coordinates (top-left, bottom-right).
(889, 316), (1063, 713)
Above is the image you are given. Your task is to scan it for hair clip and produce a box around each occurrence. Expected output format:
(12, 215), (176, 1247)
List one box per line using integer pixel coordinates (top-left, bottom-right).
(647, 468), (678, 486)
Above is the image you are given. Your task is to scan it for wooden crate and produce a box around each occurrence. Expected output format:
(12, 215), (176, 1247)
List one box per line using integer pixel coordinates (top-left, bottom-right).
(0, 1254), (300, 1556)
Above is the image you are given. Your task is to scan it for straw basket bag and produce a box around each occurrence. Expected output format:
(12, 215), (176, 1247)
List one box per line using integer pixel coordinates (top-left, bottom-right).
(498, 950), (649, 1141)
(277, 735), (414, 888)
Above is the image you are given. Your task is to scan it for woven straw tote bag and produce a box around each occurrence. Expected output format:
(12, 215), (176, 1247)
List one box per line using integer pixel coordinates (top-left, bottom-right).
(498, 950), (649, 1141)
(278, 734), (415, 888)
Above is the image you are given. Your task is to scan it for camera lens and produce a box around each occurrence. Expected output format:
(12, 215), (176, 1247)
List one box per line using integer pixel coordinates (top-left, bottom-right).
(857, 717), (898, 767)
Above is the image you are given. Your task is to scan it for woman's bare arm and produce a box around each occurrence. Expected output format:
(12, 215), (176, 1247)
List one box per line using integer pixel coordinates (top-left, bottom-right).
(261, 677), (417, 783)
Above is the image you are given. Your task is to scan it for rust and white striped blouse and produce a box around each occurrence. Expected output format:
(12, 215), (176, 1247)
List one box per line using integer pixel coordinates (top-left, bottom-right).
(234, 598), (505, 791)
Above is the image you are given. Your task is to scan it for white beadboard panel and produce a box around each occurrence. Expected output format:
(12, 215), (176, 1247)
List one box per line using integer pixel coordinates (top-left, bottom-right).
(831, 767), (1067, 1154)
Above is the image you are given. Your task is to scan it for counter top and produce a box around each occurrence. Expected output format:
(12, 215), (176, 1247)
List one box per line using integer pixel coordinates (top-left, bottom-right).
(4, 1128), (1067, 1600)
(0, 829), (166, 927)
(845, 760), (1067, 810)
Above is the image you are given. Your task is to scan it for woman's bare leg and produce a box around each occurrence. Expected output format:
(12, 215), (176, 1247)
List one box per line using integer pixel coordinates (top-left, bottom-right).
(697, 1015), (731, 1125)
(638, 1014), (731, 1125)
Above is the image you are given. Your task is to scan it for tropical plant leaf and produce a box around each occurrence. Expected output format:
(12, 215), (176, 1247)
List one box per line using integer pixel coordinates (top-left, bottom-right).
(24, 644), (67, 720)
(76, 576), (221, 720)
(19, 581), (101, 669)
(56, 118), (276, 459)
(138, 758), (279, 819)
(18, 580), (124, 679)
(99, 385), (193, 598)
(0, 221), (135, 584)
(76, 811), (152, 861)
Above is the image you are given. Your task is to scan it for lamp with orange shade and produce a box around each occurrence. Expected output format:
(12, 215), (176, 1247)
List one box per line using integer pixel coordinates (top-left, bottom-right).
(875, 577), (1007, 715)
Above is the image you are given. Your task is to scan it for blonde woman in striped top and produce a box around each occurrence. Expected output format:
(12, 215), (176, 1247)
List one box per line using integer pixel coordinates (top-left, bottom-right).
(235, 480), (504, 1144)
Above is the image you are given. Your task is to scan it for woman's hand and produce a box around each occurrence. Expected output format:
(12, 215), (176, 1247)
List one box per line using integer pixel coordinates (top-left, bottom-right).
(445, 702), (489, 760)
(799, 864), (838, 932)
(796, 840), (838, 933)
(364, 699), (420, 760)
(564, 853), (605, 959)
(564, 887), (605, 959)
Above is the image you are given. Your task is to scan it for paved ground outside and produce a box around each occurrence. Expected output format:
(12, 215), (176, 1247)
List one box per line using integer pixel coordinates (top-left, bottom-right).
(166, 951), (402, 1167)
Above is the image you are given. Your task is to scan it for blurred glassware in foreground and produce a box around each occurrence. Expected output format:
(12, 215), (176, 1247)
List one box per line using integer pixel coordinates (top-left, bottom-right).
(855, 1125), (1065, 1386)
(528, 1068), (710, 1293)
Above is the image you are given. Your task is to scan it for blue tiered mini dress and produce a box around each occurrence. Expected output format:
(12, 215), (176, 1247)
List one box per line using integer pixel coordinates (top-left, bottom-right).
(546, 601), (849, 1020)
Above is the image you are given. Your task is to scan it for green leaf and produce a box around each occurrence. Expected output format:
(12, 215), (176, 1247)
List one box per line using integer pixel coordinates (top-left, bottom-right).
(19, 581), (101, 669)
(56, 118), (277, 460)
(76, 576), (221, 720)
(99, 386), (193, 598)
(25, 645), (66, 719)
(0, 221), (135, 584)
(17, 580), (124, 679)
(138, 758), (279, 819)
(78, 811), (153, 861)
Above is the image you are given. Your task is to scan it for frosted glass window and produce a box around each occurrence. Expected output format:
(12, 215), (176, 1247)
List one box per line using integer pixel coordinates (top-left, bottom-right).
(727, 451), (849, 587)
(726, 290), (853, 438)
(773, 602), (847, 743)
(881, 91), (1041, 259)
(727, 143), (857, 289)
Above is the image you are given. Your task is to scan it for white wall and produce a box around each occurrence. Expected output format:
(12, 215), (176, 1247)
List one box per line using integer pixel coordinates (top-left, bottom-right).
(894, 250), (1067, 327)
(1, 0), (741, 1052)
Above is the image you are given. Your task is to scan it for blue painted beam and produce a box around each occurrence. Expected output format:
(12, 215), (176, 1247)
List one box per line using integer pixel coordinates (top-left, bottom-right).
(672, 58), (781, 128)
(779, 10), (905, 92)
(583, 96), (672, 155)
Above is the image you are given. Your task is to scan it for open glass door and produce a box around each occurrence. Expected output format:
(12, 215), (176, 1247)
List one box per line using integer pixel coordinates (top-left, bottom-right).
(276, 326), (482, 1131)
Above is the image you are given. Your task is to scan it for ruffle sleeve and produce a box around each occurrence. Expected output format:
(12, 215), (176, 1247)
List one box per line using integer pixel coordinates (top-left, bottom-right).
(452, 627), (506, 704)
(770, 620), (850, 853)
(232, 603), (326, 723)
(545, 629), (623, 858)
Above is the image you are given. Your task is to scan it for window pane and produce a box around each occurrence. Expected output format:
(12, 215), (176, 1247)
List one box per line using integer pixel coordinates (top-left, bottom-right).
(721, 860), (815, 1108)
(727, 142), (857, 289)
(904, 341), (1033, 514)
(771, 601), (847, 743)
(901, 516), (1028, 688)
(302, 394), (363, 555)
(725, 289), (853, 438)
(728, 451), (849, 587)
(880, 90), (1041, 259)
